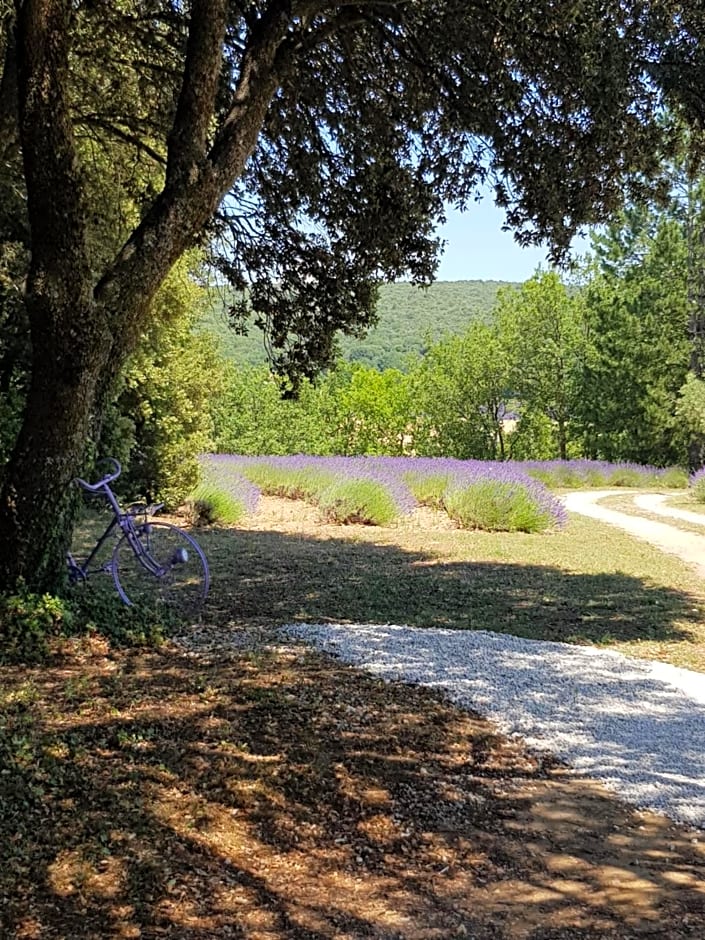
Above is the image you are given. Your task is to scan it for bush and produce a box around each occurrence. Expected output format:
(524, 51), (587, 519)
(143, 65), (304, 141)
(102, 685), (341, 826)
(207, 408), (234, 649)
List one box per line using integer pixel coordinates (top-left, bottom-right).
(659, 467), (689, 489)
(318, 478), (399, 525)
(0, 584), (178, 664)
(184, 483), (247, 526)
(444, 480), (555, 533)
(403, 472), (449, 509)
(67, 592), (173, 648)
(690, 468), (705, 503)
(606, 465), (653, 487)
(0, 588), (72, 663)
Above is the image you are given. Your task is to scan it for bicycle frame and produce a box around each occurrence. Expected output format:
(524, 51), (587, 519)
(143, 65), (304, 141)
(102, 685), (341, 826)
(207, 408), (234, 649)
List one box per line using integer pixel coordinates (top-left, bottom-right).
(68, 459), (158, 581)
(68, 458), (210, 610)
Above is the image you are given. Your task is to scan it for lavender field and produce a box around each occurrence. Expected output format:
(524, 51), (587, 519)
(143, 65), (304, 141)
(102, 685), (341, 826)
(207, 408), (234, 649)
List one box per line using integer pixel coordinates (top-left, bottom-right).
(195, 455), (688, 533)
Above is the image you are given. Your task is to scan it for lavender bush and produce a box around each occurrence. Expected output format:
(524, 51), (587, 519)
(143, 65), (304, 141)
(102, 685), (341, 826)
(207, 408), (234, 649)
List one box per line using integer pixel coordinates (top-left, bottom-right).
(444, 479), (557, 532)
(690, 468), (705, 503)
(318, 478), (400, 525)
(522, 459), (687, 490)
(200, 454), (685, 531)
(186, 455), (261, 524)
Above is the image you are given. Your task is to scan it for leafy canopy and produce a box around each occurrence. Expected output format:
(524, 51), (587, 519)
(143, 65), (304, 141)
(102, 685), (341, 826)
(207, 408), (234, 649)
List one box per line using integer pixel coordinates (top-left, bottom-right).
(4, 0), (703, 389)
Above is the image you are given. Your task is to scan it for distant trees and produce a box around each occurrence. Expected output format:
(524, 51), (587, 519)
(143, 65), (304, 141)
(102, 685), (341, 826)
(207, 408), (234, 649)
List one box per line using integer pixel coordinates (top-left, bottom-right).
(496, 274), (586, 460)
(410, 322), (511, 460)
(212, 239), (702, 470)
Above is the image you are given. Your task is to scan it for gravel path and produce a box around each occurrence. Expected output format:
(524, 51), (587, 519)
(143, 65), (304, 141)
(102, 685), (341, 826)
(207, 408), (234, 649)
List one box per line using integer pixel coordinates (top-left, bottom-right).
(634, 491), (705, 526)
(282, 492), (705, 832)
(282, 622), (705, 831)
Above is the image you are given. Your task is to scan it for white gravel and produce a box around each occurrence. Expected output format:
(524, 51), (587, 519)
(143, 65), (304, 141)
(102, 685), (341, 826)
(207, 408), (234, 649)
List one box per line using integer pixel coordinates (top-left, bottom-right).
(282, 622), (705, 830)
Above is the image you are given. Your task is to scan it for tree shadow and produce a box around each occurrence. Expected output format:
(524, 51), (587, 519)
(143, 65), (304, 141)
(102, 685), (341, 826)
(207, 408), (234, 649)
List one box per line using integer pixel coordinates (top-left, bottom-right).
(3, 524), (705, 937)
(198, 525), (705, 649)
(1, 641), (704, 939)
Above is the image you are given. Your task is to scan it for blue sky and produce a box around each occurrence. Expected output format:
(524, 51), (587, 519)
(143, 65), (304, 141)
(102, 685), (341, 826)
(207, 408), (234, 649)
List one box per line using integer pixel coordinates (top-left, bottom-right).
(435, 198), (593, 282)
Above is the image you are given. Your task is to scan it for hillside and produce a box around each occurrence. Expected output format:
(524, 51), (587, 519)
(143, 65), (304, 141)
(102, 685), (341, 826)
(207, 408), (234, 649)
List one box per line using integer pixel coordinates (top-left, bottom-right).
(200, 279), (520, 371)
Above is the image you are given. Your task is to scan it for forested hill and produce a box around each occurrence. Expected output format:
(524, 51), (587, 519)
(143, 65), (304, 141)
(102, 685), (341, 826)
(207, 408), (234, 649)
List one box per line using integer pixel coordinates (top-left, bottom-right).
(201, 279), (520, 371)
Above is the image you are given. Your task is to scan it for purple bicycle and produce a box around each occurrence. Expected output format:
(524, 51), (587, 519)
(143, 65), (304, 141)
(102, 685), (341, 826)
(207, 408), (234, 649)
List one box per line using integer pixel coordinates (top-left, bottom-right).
(67, 458), (209, 616)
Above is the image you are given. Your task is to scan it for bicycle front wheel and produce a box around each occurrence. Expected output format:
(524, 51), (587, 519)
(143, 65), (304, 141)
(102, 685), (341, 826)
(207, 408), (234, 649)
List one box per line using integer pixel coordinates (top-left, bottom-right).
(113, 521), (209, 618)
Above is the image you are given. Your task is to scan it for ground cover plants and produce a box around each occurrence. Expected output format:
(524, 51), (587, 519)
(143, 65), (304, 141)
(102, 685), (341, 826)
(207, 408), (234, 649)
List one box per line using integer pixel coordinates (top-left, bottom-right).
(205, 454), (572, 532)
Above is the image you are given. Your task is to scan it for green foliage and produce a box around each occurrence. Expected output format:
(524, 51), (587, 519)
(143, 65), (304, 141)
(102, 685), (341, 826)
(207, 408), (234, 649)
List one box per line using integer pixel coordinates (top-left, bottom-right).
(336, 365), (413, 455)
(66, 593), (172, 649)
(317, 479), (399, 525)
(444, 481), (554, 533)
(496, 272), (586, 460)
(411, 320), (511, 459)
(403, 473), (450, 509)
(214, 365), (342, 456)
(692, 475), (705, 503)
(102, 259), (229, 507)
(0, 584), (176, 663)
(0, 588), (72, 664)
(606, 466), (653, 487)
(659, 467), (689, 489)
(507, 411), (557, 461)
(204, 280), (515, 371)
(677, 373), (705, 436)
(184, 483), (246, 526)
(576, 204), (691, 467)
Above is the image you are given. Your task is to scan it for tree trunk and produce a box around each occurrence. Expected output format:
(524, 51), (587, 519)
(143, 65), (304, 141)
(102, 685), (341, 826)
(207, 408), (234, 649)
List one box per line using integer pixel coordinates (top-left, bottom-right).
(557, 417), (567, 461)
(0, 293), (111, 590)
(0, 0), (290, 594)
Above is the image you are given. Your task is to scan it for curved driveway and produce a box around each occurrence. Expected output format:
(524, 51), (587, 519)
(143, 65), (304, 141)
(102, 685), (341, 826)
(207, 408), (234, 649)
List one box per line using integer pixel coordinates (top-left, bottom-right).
(561, 490), (705, 578)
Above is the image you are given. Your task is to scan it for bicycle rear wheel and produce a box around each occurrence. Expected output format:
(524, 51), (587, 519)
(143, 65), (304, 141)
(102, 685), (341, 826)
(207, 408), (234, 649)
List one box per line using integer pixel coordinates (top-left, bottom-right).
(113, 521), (209, 618)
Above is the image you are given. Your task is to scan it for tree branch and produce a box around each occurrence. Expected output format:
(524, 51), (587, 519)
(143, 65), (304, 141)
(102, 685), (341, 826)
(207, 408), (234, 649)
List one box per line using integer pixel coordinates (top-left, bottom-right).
(166, 0), (229, 187)
(79, 114), (167, 165)
(17, 0), (92, 301)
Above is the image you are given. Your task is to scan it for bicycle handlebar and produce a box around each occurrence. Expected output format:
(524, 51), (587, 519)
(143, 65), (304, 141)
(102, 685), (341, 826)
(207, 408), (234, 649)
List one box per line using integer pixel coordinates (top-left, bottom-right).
(74, 458), (122, 492)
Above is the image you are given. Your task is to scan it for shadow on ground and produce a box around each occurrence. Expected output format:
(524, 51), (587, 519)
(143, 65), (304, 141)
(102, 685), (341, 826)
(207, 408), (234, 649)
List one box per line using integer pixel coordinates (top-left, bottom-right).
(1, 641), (704, 939)
(8, 517), (704, 937)
(197, 526), (704, 650)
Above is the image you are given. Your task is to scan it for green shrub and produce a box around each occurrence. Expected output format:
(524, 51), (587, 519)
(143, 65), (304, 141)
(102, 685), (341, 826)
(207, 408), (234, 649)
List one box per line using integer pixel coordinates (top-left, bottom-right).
(552, 464), (586, 488)
(318, 479), (399, 525)
(403, 472), (449, 508)
(525, 468), (555, 488)
(67, 592), (173, 648)
(606, 466), (653, 487)
(444, 481), (553, 533)
(692, 474), (705, 503)
(185, 483), (245, 525)
(659, 467), (689, 489)
(0, 588), (72, 663)
(582, 467), (610, 487)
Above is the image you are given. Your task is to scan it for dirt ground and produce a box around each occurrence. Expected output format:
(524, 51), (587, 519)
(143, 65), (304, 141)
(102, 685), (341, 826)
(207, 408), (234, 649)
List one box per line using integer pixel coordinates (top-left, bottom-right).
(2, 496), (705, 939)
